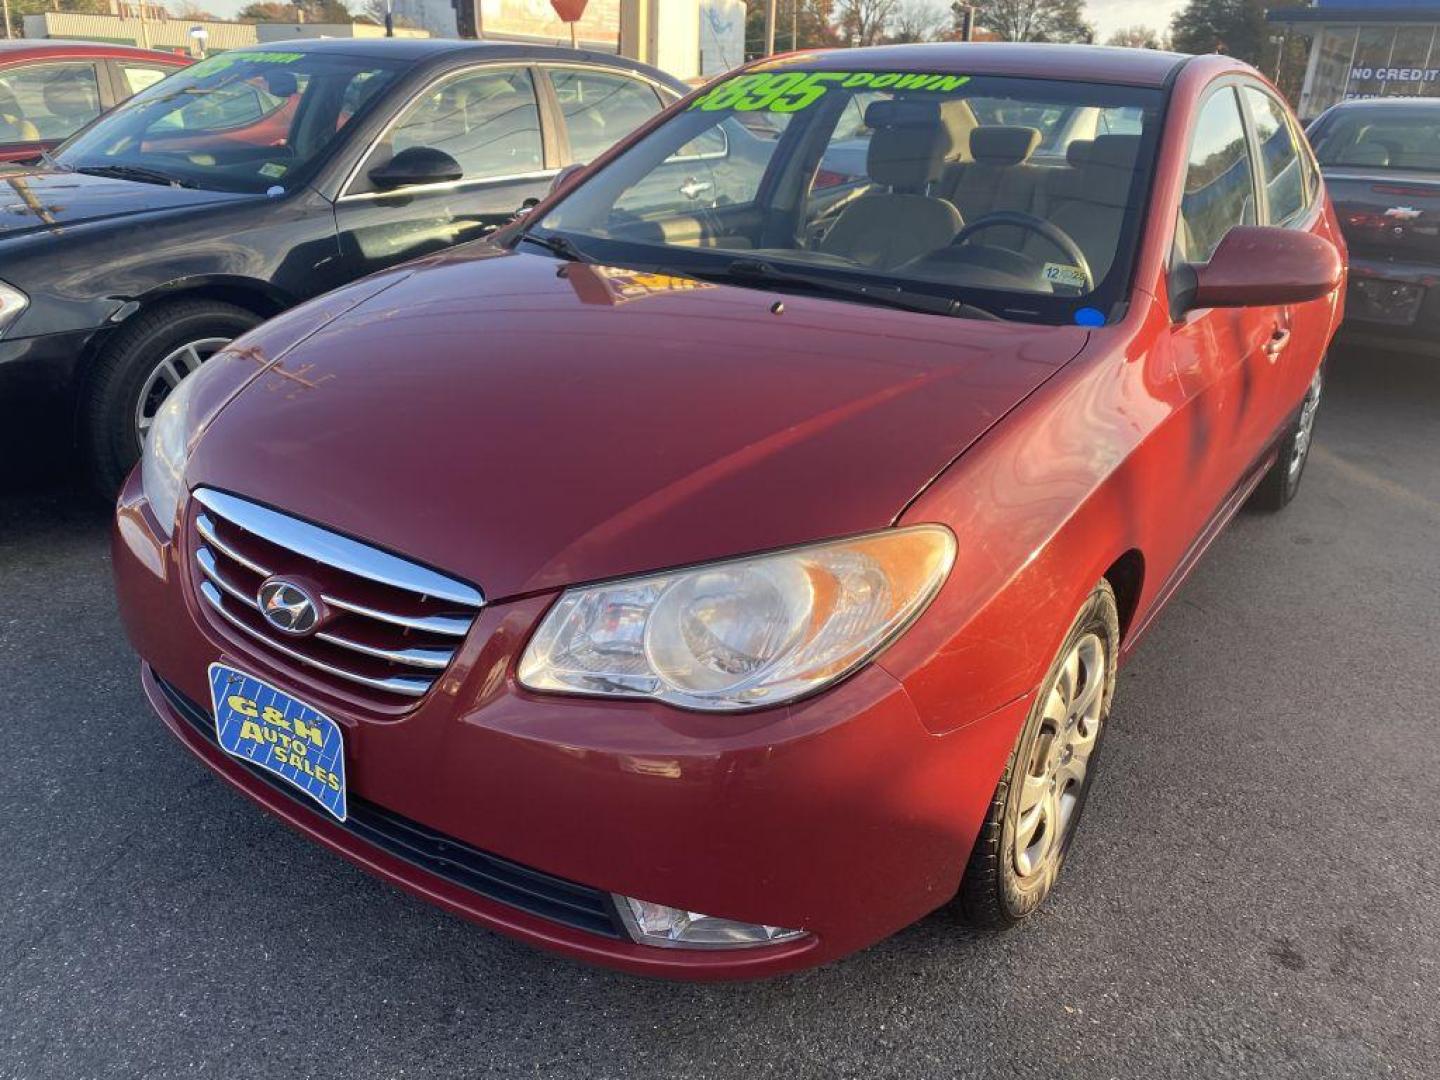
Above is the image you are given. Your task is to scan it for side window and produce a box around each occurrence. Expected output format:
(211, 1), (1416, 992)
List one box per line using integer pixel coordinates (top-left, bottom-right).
(1178, 88), (1256, 263)
(1098, 106), (1144, 137)
(1242, 86), (1306, 225)
(550, 69), (662, 163)
(372, 66), (543, 187)
(0, 62), (102, 143)
(119, 64), (176, 98)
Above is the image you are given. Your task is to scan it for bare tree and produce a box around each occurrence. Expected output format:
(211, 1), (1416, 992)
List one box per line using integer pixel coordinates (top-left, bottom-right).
(961, 0), (1092, 44)
(889, 0), (948, 42)
(836, 0), (899, 46)
(1105, 24), (1163, 49)
(171, 0), (220, 18)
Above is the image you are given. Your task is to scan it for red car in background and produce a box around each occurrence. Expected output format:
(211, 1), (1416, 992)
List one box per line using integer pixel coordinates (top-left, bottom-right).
(0, 40), (188, 163)
(114, 44), (1345, 978)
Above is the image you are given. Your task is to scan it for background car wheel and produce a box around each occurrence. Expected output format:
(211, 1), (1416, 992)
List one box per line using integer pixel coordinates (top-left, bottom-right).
(82, 299), (259, 497)
(1248, 363), (1324, 513)
(957, 579), (1120, 927)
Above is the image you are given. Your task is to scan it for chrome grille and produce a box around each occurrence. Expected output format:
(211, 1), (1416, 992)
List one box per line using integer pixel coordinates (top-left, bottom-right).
(190, 488), (484, 701)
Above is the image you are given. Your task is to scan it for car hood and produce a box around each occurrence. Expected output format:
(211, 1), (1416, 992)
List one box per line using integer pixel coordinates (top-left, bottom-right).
(189, 246), (1088, 601)
(0, 166), (252, 241)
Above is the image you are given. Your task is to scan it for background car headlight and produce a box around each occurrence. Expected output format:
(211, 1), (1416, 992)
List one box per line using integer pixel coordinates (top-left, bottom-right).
(140, 362), (205, 538)
(518, 526), (955, 711)
(0, 280), (28, 338)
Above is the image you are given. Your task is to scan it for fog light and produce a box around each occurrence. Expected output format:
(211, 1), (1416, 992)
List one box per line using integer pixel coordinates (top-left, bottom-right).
(615, 896), (806, 949)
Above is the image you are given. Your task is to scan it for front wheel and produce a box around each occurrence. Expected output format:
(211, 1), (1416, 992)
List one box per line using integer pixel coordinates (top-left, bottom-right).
(82, 300), (260, 497)
(957, 580), (1120, 926)
(1248, 363), (1324, 513)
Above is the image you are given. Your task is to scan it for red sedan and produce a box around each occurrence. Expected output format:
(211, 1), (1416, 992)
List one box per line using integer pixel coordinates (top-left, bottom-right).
(0, 41), (188, 163)
(113, 43), (1344, 978)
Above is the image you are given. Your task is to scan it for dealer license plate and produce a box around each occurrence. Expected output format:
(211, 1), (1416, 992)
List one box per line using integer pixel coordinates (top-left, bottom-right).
(208, 663), (348, 822)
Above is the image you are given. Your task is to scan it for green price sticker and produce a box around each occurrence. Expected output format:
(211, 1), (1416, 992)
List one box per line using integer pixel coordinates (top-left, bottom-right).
(690, 71), (970, 113)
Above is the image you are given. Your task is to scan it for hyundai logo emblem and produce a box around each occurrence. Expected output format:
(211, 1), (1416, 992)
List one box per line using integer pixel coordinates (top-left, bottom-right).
(257, 577), (323, 636)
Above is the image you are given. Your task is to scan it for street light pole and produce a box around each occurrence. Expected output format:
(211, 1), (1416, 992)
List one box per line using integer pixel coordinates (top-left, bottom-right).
(2, 0), (12, 41)
(764, 0), (777, 56)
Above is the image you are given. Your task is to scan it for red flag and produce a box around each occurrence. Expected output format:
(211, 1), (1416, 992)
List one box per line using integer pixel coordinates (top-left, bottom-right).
(550, 0), (588, 21)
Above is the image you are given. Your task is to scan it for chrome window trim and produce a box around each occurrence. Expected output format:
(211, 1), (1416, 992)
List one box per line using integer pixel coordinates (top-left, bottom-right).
(337, 60), (549, 202)
(336, 167), (560, 204)
(192, 488), (483, 608)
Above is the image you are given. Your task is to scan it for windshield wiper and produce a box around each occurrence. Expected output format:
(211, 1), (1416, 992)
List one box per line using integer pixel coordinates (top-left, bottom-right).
(699, 258), (1003, 320)
(518, 231), (592, 263)
(74, 164), (196, 189)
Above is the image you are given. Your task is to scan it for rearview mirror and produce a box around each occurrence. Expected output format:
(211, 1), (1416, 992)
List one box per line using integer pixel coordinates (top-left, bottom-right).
(549, 163), (588, 197)
(1180, 226), (1342, 313)
(368, 146), (463, 191)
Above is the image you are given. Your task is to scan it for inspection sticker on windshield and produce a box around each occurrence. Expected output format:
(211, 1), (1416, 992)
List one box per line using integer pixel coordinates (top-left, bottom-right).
(690, 71), (970, 113)
(208, 664), (347, 822)
(1044, 263), (1088, 290)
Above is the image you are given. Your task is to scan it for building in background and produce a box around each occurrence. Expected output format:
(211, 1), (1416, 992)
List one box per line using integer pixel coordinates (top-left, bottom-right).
(1268, 0), (1440, 118)
(22, 11), (255, 53)
(21, 11), (427, 51)
(699, 0), (745, 77)
(254, 22), (430, 42)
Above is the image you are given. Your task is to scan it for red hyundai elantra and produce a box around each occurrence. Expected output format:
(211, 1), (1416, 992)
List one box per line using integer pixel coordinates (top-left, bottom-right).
(114, 43), (1344, 978)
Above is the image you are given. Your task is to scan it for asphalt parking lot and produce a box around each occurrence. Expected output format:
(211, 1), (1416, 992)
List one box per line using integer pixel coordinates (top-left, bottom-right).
(1, 345), (1437, 1080)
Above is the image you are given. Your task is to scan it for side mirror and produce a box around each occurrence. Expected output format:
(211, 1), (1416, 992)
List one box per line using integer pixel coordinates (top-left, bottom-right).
(1181, 226), (1342, 312)
(549, 162), (588, 197)
(368, 146), (463, 191)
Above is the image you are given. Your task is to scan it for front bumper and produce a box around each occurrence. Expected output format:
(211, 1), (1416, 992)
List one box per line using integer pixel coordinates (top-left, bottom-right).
(114, 472), (1025, 978)
(0, 328), (103, 468)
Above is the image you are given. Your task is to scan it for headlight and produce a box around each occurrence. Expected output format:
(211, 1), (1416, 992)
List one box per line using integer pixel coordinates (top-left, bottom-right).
(518, 526), (955, 711)
(0, 280), (28, 338)
(140, 360), (204, 537)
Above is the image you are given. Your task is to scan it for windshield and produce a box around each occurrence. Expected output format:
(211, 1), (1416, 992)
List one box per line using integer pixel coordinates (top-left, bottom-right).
(1312, 107), (1440, 173)
(55, 50), (402, 194)
(535, 67), (1163, 324)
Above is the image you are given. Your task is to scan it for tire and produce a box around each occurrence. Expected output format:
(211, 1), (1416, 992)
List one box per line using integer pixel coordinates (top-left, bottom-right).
(1248, 362), (1324, 513)
(82, 299), (260, 498)
(958, 579), (1120, 927)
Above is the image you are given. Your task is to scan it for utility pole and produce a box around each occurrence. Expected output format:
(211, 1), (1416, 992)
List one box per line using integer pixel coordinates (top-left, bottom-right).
(2, 0), (12, 41)
(764, 0), (777, 56)
(791, 0), (797, 51)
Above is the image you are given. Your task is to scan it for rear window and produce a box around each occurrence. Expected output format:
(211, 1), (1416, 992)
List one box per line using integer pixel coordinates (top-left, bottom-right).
(1313, 107), (1440, 172)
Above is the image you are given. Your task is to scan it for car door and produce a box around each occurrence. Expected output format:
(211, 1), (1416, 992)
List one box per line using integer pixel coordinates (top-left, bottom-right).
(332, 63), (557, 278)
(1238, 83), (1336, 432)
(1162, 83), (1277, 521)
(0, 60), (105, 162)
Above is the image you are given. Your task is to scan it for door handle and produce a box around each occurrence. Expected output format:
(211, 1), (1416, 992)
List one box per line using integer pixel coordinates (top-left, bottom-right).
(1263, 328), (1292, 360)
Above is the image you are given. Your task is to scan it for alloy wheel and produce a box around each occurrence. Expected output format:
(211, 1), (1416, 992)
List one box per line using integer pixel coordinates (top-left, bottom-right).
(1012, 632), (1106, 882)
(133, 337), (231, 450)
(1288, 367), (1323, 481)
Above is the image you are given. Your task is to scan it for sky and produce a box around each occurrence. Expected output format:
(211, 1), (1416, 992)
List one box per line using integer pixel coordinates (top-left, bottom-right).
(192, 0), (1190, 51)
(1088, 0), (1187, 42)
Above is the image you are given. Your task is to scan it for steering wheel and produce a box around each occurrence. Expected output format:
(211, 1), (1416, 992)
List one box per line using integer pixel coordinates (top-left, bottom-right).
(950, 211), (1094, 293)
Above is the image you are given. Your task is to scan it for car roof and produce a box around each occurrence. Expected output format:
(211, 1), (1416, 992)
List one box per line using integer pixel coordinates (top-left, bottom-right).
(228, 37), (685, 88)
(0, 40), (187, 62)
(1325, 96), (1440, 111)
(759, 42), (1192, 88)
